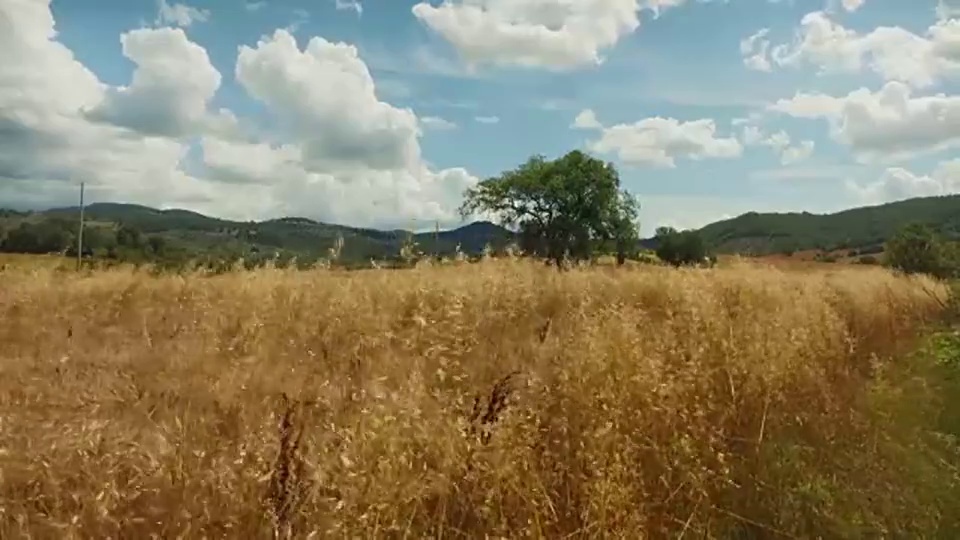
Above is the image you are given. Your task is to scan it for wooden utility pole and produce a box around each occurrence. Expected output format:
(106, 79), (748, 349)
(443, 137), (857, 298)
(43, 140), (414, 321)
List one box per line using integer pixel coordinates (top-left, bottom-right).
(76, 182), (85, 271)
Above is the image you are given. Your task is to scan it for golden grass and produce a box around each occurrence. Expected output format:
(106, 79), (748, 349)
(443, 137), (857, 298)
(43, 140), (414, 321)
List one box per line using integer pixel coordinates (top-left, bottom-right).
(0, 259), (954, 538)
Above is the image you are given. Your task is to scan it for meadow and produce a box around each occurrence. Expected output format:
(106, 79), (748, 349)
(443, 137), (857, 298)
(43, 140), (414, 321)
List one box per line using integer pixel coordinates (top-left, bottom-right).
(1, 257), (959, 538)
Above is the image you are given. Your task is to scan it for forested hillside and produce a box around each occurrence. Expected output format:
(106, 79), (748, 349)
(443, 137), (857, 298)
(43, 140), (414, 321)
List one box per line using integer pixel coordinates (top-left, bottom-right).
(4, 194), (960, 263)
(0, 203), (514, 266)
(698, 195), (960, 255)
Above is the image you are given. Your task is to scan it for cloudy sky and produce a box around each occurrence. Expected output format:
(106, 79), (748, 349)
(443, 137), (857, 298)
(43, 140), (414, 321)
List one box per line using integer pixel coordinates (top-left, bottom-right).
(2, 0), (959, 233)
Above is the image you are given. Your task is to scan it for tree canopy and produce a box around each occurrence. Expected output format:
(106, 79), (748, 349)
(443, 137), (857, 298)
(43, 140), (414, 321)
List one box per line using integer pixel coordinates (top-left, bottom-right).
(884, 223), (958, 278)
(654, 227), (709, 267)
(459, 150), (640, 267)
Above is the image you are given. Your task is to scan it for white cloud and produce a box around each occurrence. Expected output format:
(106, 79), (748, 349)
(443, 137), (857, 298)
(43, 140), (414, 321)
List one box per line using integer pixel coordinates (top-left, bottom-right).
(739, 125), (815, 164)
(421, 116), (458, 130)
(0, 0), (215, 209)
(849, 160), (960, 203)
(236, 30), (422, 171)
(155, 0), (210, 27)
(572, 109), (602, 129)
(245, 2), (267, 12)
(769, 81), (960, 162)
(751, 11), (960, 89)
(334, 0), (363, 16)
(410, 0), (749, 71)
(0, 1), (478, 230)
(573, 110), (743, 168)
(411, 0), (643, 70)
(740, 28), (772, 72)
(86, 28), (222, 137)
(225, 29), (478, 227)
(474, 115), (500, 124)
(840, 0), (865, 12)
(200, 137), (477, 228)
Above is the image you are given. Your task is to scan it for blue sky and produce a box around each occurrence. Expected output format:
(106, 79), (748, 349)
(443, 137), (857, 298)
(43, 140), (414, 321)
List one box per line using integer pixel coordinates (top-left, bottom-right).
(1, 0), (959, 234)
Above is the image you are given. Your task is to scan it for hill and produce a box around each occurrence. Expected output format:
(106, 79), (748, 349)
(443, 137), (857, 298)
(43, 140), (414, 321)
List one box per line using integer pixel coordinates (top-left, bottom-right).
(4, 194), (960, 263)
(696, 195), (960, 256)
(0, 203), (515, 264)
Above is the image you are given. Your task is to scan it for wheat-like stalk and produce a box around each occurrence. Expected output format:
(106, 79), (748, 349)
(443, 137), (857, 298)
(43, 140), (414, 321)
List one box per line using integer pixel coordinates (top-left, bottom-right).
(0, 258), (953, 538)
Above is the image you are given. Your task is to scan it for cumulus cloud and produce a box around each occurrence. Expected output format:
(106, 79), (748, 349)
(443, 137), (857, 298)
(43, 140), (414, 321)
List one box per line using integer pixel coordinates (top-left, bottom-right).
(572, 110), (742, 167)
(747, 11), (960, 88)
(0, 1), (478, 229)
(410, 0), (740, 70)
(222, 29), (477, 226)
(0, 0), (215, 209)
(236, 30), (423, 171)
(86, 28), (222, 137)
(769, 81), (960, 162)
(155, 0), (210, 27)
(474, 115), (500, 124)
(411, 0), (644, 70)
(849, 160), (960, 203)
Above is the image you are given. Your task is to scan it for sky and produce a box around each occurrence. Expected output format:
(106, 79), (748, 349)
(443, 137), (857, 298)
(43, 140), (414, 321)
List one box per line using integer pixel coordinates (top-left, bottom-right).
(2, 0), (960, 234)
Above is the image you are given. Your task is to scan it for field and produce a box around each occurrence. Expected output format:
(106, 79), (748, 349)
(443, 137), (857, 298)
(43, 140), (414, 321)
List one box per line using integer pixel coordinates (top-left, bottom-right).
(2, 258), (960, 538)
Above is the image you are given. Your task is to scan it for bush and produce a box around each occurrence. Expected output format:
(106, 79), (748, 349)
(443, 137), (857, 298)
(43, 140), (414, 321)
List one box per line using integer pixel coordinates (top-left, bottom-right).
(884, 223), (958, 279)
(655, 227), (709, 267)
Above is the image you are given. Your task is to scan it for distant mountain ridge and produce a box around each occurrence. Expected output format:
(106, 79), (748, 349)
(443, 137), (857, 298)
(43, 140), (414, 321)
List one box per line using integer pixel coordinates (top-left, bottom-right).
(6, 194), (960, 260)
(31, 202), (516, 260)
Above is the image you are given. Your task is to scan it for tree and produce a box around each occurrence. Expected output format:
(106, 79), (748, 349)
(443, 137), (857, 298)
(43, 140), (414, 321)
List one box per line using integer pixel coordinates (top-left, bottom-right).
(0, 222), (72, 254)
(884, 223), (949, 278)
(147, 236), (167, 255)
(655, 227), (708, 267)
(459, 150), (640, 268)
(116, 224), (144, 249)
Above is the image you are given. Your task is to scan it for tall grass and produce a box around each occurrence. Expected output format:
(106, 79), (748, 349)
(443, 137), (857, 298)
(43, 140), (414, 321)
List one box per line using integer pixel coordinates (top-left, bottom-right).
(0, 259), (956, 537)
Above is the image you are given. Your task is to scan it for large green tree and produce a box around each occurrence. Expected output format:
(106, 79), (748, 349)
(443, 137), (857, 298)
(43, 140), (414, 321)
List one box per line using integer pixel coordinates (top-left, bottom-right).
(459, 150), (640, 267)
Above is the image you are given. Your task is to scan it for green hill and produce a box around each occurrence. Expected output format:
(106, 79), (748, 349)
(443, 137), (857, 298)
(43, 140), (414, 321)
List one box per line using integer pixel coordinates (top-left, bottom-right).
(696, 195), (960, 255)
(4, 194), (960, 263)
(0, 203), (515, 264)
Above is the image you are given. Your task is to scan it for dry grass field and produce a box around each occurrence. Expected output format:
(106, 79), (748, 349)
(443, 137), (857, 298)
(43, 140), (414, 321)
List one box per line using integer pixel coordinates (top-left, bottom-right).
(1, 258), (959, 538)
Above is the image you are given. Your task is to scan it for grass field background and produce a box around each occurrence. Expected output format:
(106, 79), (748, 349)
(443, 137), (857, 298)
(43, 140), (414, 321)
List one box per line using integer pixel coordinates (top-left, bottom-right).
(1, 257), (959, 537)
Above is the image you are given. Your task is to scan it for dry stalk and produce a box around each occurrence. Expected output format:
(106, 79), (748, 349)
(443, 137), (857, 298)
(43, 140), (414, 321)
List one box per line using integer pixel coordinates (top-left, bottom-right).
(265, 392), (315, 540)
(466, 370), (521, 446)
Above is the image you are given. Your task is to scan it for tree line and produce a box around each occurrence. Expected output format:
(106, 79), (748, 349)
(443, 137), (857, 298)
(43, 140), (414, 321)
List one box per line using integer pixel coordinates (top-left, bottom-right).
(0, 219), (176, 261)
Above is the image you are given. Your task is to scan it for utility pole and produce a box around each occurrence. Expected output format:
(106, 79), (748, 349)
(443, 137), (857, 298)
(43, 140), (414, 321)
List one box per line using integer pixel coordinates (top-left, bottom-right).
(76, 182), (85, 271)
(435, 220), (440, 257)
